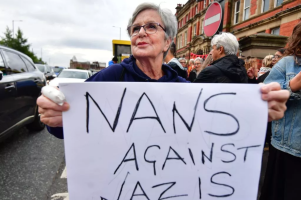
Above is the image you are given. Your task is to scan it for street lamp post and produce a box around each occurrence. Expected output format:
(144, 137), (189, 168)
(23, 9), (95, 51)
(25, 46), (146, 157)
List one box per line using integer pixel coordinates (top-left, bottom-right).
(113, 26), (121, 40)
(12, 20), (22, 38)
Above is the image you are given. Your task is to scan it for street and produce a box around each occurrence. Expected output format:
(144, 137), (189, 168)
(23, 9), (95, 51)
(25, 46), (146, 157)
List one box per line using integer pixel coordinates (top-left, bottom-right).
(0, 127), (67, 200)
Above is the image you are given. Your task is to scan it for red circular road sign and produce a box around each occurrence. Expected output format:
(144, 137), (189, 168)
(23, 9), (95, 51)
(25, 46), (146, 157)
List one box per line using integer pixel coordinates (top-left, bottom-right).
(204, 2), (223, 37)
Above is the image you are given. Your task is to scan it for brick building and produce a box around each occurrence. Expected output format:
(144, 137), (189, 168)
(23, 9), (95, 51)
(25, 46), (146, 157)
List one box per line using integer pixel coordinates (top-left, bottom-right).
(175, 0), (301, 60)
(69, 56), (106, 71)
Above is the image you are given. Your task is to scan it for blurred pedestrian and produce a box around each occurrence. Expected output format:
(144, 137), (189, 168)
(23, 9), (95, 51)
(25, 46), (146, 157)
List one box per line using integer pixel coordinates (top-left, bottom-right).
(188, 57), (203, 82)
(260, 21), (301, 200)
(178, 58), (187, 68)
(194, 32), (248, 83)
(164, 42), (187, 79)
(108, 56), (118, 66)
(272, 48), (285, 65)
(248, 55), (273, 83)
(187, 59), (194, 76)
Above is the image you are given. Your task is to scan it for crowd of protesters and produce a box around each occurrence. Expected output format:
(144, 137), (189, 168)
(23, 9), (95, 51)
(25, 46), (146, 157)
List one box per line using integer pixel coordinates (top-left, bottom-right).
(37, 2), (300, 200)
(165, 22), (301, 200)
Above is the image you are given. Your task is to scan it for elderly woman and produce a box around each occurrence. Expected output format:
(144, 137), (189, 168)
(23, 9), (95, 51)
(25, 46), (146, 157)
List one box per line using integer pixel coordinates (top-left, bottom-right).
(188, 57), (204, 82)
(38, 3), (288, 139)
(260, 21), (301, 200)
(178, 58), (187, 68)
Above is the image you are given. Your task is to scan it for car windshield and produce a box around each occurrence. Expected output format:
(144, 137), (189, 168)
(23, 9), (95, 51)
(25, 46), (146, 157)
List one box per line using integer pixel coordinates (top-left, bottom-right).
(37, 65), (45, 72)
(53, 67), (64, 73)
(46, 66), (52, 73)
(58, 71), (88, 79)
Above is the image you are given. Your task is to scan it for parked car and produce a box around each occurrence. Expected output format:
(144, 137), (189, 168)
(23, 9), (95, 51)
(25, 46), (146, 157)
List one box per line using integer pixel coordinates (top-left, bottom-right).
(36, 64), (55, 80)
(0, 45), (46, 142)
(49, 69), (92, 87)
(52, 66), (66, 76)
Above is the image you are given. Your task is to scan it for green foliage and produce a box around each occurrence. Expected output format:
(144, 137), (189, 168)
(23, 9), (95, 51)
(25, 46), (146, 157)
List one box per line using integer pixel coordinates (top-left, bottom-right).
(0, 27), (45, 64)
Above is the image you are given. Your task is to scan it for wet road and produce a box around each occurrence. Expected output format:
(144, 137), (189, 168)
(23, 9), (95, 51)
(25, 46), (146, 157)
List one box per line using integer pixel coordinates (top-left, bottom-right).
(0, 127), (65, 200)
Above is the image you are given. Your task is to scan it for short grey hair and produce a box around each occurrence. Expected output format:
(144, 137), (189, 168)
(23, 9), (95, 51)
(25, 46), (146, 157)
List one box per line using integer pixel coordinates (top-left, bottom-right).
(211, 32), (239, 55)
(178, 58), (186, 63)
(127, 3), (177, 40)
(189, 59), (195, 65)
(195, 57), (204, 63)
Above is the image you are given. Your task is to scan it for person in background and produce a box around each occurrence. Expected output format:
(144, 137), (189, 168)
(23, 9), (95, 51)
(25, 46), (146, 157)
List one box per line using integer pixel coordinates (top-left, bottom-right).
(164, 42), (187, 79)
(194, 32), (248, 83)
(179, 58), (187, 67)
(248, 55), (273, 83)
(188, 57), (203, 82)
(108, 56), (118, 66)
(272, 48), (286, 65)
(187, 59), (195, 77)
(260, 21), (301, 200)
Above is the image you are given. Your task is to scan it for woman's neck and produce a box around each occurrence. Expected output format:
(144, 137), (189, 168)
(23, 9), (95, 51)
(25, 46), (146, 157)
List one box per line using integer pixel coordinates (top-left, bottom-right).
(136, 58), (164, 80)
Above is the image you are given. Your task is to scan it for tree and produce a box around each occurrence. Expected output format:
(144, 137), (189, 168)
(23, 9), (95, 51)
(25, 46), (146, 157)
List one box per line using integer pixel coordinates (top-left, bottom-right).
(0, 27), (45, 64)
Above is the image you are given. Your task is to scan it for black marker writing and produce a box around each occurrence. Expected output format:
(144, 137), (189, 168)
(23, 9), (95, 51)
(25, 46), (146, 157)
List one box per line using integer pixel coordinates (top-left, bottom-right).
(114, 143), (138, 174)
(237, 145), (261, 162)
(100, 197), (108, 200)
(85, 88), (126, 133)
(221, 143), (236, 163)
(199, 177), (202, 199)
(127, 92), (165, 133)
(203, 93), (240, 136)
(172, 89), (203, 133)
(162, 146), (186, 170)
(208, 172), (235, 197)
(152, 182), (188, 200)
(202, 143), (214, 164)
(144, 145), (161, 176)
(188, 148), (195, 165)
(130, 181), (150, 200)
(117, 172), (130, 200)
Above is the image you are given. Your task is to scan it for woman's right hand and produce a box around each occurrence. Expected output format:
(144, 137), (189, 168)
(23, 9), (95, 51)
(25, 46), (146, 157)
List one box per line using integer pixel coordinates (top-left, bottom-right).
(37, 94), (70, 127)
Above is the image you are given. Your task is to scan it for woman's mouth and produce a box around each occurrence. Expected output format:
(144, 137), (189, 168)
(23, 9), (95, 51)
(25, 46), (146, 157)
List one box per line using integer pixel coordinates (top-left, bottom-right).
(137, 42), (148, 45)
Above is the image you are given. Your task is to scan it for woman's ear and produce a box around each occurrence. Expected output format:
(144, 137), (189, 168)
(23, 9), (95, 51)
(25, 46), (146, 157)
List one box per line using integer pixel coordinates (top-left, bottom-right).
(163, 37), (172, 52)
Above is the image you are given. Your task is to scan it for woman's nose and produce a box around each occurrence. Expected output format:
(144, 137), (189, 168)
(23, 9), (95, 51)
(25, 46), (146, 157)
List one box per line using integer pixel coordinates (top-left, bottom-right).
(138, 26), (147, 36)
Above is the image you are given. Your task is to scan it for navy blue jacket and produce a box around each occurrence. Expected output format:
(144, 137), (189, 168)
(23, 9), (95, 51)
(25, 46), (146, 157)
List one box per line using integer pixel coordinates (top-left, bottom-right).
(47, 55), (189, 139)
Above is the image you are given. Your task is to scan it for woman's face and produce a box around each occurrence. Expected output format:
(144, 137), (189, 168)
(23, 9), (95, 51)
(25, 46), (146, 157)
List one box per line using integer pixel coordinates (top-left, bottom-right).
(130, 9), (171, 60)
(195, 60), (202, 71)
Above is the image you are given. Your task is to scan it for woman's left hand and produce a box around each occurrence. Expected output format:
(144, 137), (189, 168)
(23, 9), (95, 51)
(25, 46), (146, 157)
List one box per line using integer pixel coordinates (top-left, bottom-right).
(260, 82), (289, 122)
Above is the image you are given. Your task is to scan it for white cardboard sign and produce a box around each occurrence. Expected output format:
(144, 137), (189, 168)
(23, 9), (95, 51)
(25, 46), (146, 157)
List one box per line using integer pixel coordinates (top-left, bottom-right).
(60, 82), (267, 200)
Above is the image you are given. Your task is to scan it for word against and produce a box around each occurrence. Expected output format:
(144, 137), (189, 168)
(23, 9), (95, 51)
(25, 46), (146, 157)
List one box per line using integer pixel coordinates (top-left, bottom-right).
(61, 82), (267, 200)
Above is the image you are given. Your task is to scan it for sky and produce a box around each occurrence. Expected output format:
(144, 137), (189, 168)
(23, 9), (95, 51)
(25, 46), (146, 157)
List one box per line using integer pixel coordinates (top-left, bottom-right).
(0, 0), (188, 67)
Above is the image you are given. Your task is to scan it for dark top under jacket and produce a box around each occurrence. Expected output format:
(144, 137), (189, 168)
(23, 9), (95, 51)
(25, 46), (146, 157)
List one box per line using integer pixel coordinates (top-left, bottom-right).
(167, 61), (188, 79)
(194, 55), (248, 83)
(47, 55), (189, 139)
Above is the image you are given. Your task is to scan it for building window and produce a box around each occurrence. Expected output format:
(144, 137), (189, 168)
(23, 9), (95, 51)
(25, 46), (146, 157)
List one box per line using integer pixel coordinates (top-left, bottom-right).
(274, 0), (283, 7)
(193, 24), (197, 36)
(184, 31), (187, 46)
(178, 22), (180, 28)
(204, 0), (206, 8)
(201, 20), (204, 34)
(195, 6), (198, 14)
(179, 34), (183, 48)
(271, 27), (280, 35)
(234, 0), (240, 24)
(181, 19), (183, 27)
(244, 0), (250, 20)
(262, 0), (270, 12)
(186, 15), (188, 22)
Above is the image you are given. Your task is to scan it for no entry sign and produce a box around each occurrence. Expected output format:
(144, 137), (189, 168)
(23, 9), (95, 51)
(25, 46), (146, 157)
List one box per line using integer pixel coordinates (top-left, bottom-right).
(204, 2), (223, 37)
